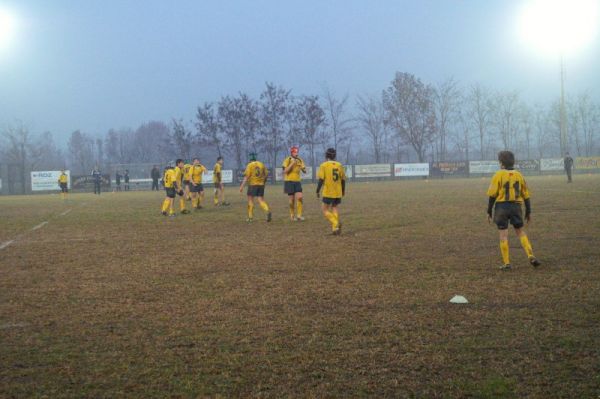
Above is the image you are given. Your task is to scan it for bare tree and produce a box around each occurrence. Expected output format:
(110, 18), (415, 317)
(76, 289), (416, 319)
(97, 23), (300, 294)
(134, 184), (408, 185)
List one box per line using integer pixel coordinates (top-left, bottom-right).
(322, 87), (353, 154)
(356, 94), (387, 163)
(493, 90), (521, 151)
(68, 130), (95, 174)
(196, 102), (224, 157)
(467, 84), (493, 160)
(238, 93), (261, 156)
(133, 121), (170, 162)
(383, 72), (437, 162)
(259, 82), (291, 180)
(575, 93), (599, 156)
(218, 96), (244, 169)
(171, 119), (193, 161)
(296, 95), (326, 179)
(434, 77), (460, 161)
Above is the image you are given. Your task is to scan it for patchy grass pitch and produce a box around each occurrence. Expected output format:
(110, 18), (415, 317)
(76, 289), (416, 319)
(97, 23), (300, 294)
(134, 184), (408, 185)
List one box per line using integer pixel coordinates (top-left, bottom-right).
(1, 175), (599, 397)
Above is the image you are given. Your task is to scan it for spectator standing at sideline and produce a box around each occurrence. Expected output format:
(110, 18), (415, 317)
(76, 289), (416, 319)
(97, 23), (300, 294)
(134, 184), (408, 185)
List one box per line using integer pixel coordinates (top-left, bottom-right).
(92, 166), (102, 195)
(564, 152), (574, 183)
(124, 170), (130, 191)
(151, 165), (160, 191)
(115, 171), (122, 191)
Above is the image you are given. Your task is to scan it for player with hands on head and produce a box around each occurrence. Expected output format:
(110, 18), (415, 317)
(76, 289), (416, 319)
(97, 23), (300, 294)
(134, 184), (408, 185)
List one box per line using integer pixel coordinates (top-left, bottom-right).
(282, 146), (307, 221)
(487, 150), (540, 270)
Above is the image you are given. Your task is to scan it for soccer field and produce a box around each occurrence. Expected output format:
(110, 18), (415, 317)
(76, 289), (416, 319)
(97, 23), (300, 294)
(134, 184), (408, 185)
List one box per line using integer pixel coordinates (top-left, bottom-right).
(1, 175), (599, 397)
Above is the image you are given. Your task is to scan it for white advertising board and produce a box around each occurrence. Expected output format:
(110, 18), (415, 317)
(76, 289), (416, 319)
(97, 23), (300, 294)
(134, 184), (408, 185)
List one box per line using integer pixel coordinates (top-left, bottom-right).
(540, 158), (564, 171)
(469, 161), (499, 174)
(31, 170), (70, 191)
(344, 165), (353, 178)
(275, 167), (313, 181)
(202, 169), (233, 184)
(394, 163), (430, 177)
(354, 164), (391, 178)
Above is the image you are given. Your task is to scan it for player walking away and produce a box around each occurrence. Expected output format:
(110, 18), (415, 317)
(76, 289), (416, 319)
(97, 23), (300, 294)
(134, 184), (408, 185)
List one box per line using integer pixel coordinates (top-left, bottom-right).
(58, 170), (68, 199)
(124, 170), (130, 191)
(239, 153), (271, 222)
(316, 148), (346, 235)
(189, 158), (207, 210)
(183, 162), (192, 200)
(282, 146), (306, 221)
(213, 156), (230, 206)
(564, 152), (574, 183)
(92, 166), (102, 195)
(151, 165), (160, 191)
(487, 151), (541, 271)
(174, 159), (190, 214)
(115, 171), (122, 192)
(161, 163), (177, 216)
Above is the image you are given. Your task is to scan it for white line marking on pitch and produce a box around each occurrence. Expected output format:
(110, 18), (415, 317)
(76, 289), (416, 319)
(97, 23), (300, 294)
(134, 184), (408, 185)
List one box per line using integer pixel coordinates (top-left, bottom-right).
(31, 221), (48, 231)
(0, 240), (15, 250)
(60, 209), (72, 216)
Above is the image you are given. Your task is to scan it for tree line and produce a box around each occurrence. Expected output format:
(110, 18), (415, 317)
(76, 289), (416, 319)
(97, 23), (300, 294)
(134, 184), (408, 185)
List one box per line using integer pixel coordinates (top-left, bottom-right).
(2, 72), (599, 183)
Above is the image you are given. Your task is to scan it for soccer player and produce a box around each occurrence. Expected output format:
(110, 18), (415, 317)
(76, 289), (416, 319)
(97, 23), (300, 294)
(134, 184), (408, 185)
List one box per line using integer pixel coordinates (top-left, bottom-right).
(564, 152), (574, 183)
(160, 164), (177, 216)
(92, 166), (102, 195)
(183, 161), (193, 200)
(213, 156), (229, 206)
(174, 159), (190, 214)
(487, 151), (541, 271)
(282, 146), (306, 221)
(189, 158), (207, 210)
(316, 148), (345, 235)
(239, 153), (271, 222)
(57, 170), (68, 199)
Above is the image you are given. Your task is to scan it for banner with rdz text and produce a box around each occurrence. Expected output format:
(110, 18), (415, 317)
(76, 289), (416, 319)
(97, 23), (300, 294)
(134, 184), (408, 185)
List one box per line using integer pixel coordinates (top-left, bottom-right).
(31, 170), (71, 191)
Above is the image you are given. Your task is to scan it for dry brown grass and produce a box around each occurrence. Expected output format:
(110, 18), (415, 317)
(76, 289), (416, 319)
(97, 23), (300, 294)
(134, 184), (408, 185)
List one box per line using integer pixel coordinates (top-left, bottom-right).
(1, 175), (599, 397)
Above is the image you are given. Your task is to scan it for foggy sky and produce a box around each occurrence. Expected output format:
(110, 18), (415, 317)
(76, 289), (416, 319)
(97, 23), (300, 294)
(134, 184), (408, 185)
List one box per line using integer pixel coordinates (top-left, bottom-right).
(1, 0), (598, 142)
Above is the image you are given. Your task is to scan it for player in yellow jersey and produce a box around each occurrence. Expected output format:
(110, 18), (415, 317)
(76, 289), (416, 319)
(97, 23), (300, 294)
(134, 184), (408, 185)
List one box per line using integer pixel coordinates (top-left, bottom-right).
(239, 153), (271, 222)
(174, 159), (189, 214)
(182, 162), (193, 201)
(57, 170), (69, 199)
(160, 164), (178, 216)
(487, 151), (541, 270)
(282, 146), (307, 221)
(213, 156), (229, 206)
(316, 148), (346, 235)
(189, 158), (206, 210)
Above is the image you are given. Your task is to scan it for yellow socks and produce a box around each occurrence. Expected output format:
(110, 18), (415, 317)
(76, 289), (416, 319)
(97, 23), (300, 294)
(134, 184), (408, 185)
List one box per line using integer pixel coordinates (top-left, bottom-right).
(214, 190), (219, 205)
(161, 199), (170, 212)
(247, 203), (254, 218)
(324, 211), (338, 230)
(179, 198), (186, 211)
(500, 239), (510, 265)
(297, 198), (303, 218)
(289, 201), (295, 218)
(519, 234), (534, 258)
(260, 201), (270, 213)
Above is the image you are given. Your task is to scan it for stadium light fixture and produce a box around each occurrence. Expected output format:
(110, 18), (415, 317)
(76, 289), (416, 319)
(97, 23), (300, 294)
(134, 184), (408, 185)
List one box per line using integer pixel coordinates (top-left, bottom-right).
(0, 8), (18, 52)
(517, 0), (599, 156)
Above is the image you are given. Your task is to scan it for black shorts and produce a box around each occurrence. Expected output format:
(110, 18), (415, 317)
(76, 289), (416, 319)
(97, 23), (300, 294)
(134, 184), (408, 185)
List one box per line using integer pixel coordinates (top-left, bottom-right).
(493, 202), (524, 230)
(60, 183), (68, 193)
(190, 183), (204, 193)
(183, 180), (190, 188)
(214, 181), (221, 189)
(284, 181), (303, 195)
(247, 185), (265, 197)
(165, 187), (176, 198)
(322, 197), (341, 206)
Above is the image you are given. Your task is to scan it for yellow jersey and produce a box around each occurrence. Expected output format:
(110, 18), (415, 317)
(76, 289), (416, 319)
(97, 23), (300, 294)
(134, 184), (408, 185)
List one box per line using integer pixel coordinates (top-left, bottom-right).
(281, 156), (306, 182)
(318, 160), (345, 198)
(213, 163), (222, 183)
(487, 169), (530, 203)
(190, 164), (206, 184)
(183, 164), (192, 181)
(164, 168), (177, 188)
(174, 167), (184, 186)
(58, 174), (68, 184)
(244, 161), (268, 186)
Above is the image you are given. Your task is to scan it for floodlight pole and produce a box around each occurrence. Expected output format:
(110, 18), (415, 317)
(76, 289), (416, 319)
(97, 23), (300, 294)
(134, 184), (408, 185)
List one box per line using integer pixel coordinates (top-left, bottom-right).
(559, 54), (568, 156)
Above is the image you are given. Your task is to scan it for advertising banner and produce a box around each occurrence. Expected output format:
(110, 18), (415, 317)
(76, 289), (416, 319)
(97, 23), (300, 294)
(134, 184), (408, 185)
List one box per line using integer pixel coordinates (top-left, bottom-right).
(71, 174), (110, 190)
(540, 158), (564, 171)
(31, 170), (70, 191)
(354, 164), (391, 178)
(275, 167), (313, 181)
(394, 163), (430, 177)
(515, 160), (540, 172)
(575, 157), (600, 170)
(469, 161), (499, 174)
(431, 161), (468, 176)
(344, 165), (353, 179)
(202, 169), (234, 184)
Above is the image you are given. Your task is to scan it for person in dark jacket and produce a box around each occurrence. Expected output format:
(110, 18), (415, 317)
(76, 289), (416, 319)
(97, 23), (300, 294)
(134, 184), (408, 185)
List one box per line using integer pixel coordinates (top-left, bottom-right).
(564, 152), (574, 183)
(92, 166), (102, 195)
(151, 165), (160, 191)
